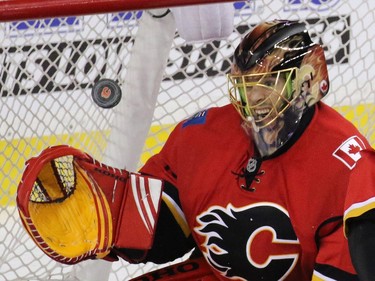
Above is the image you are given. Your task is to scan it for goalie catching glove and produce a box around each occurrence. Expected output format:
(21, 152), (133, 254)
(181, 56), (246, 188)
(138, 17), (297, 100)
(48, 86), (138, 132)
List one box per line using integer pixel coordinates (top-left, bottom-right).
(17, 145), (163, 264)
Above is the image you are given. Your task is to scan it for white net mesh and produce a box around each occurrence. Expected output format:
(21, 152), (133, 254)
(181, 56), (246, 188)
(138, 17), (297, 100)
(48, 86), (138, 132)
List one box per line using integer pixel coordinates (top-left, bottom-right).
(1, 1), (375, 280)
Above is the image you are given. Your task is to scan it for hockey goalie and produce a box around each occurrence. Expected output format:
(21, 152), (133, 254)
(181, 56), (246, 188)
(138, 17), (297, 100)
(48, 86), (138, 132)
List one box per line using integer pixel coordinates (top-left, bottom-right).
(17, 19), (375, 281)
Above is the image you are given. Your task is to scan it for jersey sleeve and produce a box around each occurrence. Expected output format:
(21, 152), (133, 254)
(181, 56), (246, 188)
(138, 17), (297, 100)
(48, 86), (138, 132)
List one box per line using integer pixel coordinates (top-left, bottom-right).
(312, 146), (375, 279)
(140, 121), (184, 186)
(118, 180), (195, 264)
(312, 220), (358, 280)
(135, 123), (196, 263)
(142, 187), (196, 263)
(344, 149), (375, 236)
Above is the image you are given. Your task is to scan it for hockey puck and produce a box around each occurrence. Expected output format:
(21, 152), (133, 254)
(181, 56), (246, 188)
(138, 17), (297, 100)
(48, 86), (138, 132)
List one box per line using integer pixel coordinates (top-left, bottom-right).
(92, 79), (122, 108)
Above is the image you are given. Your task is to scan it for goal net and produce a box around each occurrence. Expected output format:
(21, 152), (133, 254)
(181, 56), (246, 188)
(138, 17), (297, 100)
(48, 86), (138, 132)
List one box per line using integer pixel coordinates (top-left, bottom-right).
(1, 0), (375, 280)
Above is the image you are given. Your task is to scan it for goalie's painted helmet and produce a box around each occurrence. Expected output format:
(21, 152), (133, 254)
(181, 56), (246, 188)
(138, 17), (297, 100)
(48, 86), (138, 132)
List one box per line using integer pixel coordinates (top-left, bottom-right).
(227, 20), (329, 156)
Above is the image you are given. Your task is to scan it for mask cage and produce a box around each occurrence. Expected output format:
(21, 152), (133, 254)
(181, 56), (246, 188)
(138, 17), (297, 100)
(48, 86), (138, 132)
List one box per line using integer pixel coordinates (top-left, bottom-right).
(228, 68), (297, 130)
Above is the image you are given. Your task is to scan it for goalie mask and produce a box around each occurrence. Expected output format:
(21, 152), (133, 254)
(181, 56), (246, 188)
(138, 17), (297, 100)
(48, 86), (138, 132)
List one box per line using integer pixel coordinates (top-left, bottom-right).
(228, 20), (329, 156)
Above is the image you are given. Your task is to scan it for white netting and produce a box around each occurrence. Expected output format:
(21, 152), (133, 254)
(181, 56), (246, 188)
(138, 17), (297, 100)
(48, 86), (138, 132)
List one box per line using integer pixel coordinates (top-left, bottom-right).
(1, 1), (375, 280)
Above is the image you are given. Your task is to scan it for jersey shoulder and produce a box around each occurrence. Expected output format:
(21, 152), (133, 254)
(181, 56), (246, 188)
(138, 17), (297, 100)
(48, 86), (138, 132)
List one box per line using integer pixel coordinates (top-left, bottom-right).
(312, 102), (370, 146)
(180, 104), (240, 130)
(304, 102), (372, 170)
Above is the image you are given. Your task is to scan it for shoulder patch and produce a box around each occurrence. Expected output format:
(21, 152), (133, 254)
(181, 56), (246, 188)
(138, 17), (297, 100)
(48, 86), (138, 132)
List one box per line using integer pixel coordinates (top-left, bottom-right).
(182, 109), (208, 128)
(332, 135), (366, 169)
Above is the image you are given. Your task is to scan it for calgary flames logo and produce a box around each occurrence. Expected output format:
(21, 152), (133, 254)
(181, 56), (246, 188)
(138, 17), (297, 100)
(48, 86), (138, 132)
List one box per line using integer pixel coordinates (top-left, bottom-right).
(195, 203), (300, 280)
(101, 86), (112, 99)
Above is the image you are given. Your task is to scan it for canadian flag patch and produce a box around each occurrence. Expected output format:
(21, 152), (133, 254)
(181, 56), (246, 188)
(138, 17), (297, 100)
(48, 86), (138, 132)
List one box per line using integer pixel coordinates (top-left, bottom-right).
(333, 136), (366, 169)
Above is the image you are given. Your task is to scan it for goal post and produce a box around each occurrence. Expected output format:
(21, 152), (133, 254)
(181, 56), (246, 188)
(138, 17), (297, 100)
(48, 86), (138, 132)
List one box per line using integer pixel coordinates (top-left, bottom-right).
(1, 1), (375, 281)
(0, 0), (235, 22)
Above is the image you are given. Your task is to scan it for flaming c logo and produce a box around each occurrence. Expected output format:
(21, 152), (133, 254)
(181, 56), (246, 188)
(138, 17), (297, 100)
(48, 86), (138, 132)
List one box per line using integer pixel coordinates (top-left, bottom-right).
(195, 203), (300, 280)
(101, 86), (111, 99)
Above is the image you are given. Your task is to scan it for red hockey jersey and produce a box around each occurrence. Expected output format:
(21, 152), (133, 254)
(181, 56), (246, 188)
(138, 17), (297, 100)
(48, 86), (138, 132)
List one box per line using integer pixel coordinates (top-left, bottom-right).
(140, 102), (374, 280)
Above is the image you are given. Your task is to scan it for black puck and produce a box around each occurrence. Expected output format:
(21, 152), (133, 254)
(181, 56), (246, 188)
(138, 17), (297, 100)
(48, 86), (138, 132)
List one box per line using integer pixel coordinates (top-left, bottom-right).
(92, 79), (122, 108)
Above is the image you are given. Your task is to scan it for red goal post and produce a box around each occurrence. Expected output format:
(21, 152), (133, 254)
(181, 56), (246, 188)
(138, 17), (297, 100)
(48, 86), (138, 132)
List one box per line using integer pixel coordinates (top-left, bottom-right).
(1, 1), (375, 281)
(0, 0), (235, 21)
